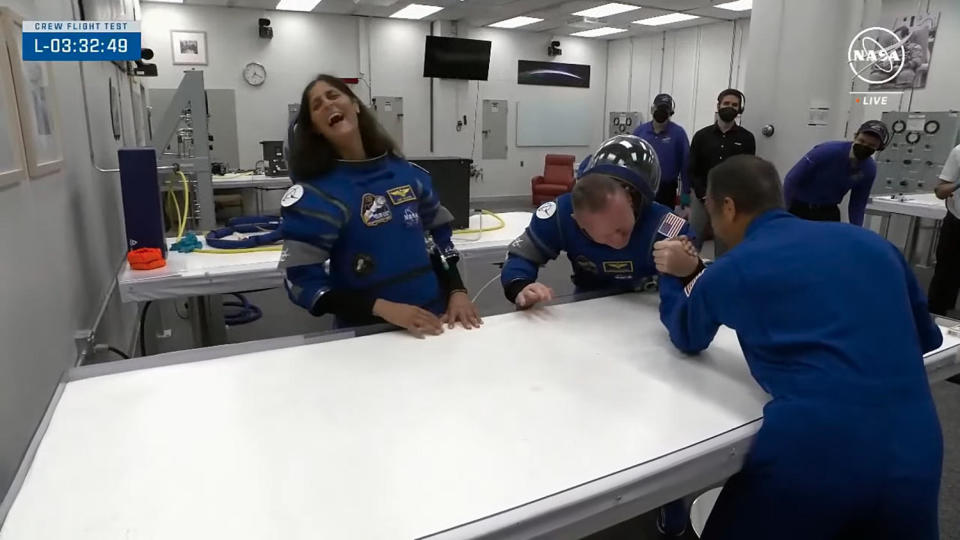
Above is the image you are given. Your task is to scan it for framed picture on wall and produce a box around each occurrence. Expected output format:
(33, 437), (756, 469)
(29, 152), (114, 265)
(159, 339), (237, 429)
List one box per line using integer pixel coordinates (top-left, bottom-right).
(0, 8), (64, 178)
(0, 20), (27, 187)
(171, 30), (207, 65)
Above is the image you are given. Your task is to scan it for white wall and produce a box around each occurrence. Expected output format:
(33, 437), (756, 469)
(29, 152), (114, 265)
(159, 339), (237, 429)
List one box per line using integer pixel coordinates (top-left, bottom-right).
(140, 4), (610, 199)
(141, 3), (359, 168)
(604, 20), (750, 141)
(0, 0), (139, 496)
(433, 27), (609, 198)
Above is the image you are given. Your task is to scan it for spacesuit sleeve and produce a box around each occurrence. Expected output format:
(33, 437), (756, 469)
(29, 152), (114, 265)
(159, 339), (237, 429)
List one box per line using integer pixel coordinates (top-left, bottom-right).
(410, 163), (466, 296)
(783, 149), (817, 206)
(279, 184), (361, 317)
(501, 206), (564, 303)
(656, 219), (696, 307)
(892, 243), (943, 353)
(658, 260), (728, 354)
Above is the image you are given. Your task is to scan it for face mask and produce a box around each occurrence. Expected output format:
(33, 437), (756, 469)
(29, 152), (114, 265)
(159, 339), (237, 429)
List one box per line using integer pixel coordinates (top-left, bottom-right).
(653, 109), (670, 123)
(717, 107), (738, 122)
(852, 143), (876, 160)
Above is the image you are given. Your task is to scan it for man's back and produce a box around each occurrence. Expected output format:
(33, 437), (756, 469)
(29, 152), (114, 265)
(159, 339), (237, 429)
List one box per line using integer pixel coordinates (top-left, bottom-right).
(717, 210), (939, 400)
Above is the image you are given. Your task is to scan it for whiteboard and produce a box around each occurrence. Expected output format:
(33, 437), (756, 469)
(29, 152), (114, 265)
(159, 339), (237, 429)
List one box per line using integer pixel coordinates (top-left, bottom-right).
(516, 99), (593, 147)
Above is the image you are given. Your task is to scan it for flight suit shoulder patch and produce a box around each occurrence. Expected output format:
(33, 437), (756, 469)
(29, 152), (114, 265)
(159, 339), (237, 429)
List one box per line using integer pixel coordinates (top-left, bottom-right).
(281, 184), (304, 207)
(536, 201), (557, 220)
(657, 212), (687, 239)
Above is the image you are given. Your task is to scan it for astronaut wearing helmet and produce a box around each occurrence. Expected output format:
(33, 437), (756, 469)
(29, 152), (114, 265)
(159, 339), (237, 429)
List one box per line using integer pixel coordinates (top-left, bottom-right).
(501, 135), (696, 309)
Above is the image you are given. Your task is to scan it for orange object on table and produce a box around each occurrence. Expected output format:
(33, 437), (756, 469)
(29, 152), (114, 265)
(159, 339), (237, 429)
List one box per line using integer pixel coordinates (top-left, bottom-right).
(127, 248), (166, 270)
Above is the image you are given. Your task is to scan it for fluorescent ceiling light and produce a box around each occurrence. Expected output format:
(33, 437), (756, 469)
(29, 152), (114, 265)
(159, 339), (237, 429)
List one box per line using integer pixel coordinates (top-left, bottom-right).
(714, 0), (752, 11)
(572, 3), (641, 18)
(634, 13), (700, 26)
(390, 3), (444, 19)
(149, 0), (184, 3)
(489, 16), (544, 29)
(276, 0), (321, 11)
(571, 26), (628, 37)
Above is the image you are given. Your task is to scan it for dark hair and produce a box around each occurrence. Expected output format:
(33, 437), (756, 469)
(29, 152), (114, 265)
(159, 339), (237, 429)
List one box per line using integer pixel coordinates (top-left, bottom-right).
(290, 74), (399, 179)
(572, 174), (640, 212)
(707, 155), (783, 215)
(717, 88), (743, 108)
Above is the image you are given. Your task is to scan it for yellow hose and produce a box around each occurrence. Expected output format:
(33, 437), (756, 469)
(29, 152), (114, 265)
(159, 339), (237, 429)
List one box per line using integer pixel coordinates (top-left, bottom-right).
(166, 171), (190, 242)
(453, 210), (505, 235)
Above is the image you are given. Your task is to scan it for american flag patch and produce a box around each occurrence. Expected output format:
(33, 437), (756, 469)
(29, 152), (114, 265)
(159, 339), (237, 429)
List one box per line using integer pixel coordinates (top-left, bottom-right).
(657, 213), (686, 239)
(683, 269), (704, 297)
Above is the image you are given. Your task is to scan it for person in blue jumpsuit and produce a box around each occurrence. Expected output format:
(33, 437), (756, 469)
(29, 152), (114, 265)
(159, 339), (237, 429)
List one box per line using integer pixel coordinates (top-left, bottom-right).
(501, 135), (693, 536)
(501, 135), (692, 309)
(783, 120), (890, 225)
(653, 155), (943, 539)
(633, 93), (691, 210)
(279, 74), (482, 337)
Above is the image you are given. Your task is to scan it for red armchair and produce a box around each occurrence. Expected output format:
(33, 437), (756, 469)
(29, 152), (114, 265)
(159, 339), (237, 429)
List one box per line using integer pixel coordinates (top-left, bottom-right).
(531, 154), (575, 206)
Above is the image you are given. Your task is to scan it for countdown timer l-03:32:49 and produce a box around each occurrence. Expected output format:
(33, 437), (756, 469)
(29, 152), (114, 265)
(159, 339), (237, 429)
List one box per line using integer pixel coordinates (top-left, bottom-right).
(22, 21), (141, 61)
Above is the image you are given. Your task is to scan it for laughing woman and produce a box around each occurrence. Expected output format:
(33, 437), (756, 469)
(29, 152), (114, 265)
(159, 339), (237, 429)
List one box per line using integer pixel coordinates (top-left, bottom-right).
(279, 74), (481, 337)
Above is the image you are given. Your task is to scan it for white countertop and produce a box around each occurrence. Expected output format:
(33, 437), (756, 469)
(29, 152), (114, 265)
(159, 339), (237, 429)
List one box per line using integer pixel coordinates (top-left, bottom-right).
(117, 212), (532, 302)
(2, 294), (956, 539)
(867, 192), (948, 220)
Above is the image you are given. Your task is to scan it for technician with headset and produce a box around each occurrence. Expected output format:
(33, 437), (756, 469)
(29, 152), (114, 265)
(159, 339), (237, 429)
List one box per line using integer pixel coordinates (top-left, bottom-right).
(783, 120), (890, 226)
(633, 93), (692, 210)
(687, 88), (756, 256)
(279, 74), (482, 336)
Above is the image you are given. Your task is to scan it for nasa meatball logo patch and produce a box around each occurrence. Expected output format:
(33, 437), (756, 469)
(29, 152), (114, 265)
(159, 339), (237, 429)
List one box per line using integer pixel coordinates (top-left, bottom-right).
(536, 201), (557, 219)
(280, 184), (304, 207)
(402, 208), (420, 228)
(361, 193), (392, 226)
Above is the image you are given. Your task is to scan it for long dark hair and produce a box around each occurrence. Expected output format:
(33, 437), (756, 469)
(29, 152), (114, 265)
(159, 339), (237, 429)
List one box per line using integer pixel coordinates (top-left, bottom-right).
(290, 74), (399, 180)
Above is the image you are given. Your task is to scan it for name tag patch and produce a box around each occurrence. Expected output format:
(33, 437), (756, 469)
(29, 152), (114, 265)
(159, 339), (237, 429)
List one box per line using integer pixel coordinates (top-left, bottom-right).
(603, 261), (634, 273)
(387, 185), (417, 205)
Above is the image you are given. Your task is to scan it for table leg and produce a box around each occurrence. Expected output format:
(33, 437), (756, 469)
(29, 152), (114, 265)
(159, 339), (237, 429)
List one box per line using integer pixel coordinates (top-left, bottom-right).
(878, 213), (891, 239)
(903, 216), (919, 265)
(188, 295), (228, 347)
(927, 219), (942, 267)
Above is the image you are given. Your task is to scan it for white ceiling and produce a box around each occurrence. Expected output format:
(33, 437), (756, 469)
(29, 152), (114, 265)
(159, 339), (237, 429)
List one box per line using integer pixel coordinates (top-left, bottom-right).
(147, 0), (751, 38)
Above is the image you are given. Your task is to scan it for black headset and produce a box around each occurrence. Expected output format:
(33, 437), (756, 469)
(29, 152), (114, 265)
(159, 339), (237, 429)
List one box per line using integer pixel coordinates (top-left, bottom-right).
(717, 88), (745, 115)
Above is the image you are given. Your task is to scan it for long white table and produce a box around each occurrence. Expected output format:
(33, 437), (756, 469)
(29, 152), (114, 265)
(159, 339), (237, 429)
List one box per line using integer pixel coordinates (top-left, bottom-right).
(117, 211), (531, 303)
(1, 294), (958, 540)
(211, 173), (291, 190)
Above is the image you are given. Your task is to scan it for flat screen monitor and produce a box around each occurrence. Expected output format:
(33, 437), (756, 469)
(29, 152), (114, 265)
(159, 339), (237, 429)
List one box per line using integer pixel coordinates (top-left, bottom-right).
(423, 36), (491, 81)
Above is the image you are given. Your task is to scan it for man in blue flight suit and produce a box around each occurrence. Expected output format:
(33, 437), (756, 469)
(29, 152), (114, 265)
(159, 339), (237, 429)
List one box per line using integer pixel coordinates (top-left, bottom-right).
(783, 120), (890, 225)
(501, 135), (694, 536)
(633, 93), (691, 210)
(501, 135), (692, 309)
(653, 155), (943, 539)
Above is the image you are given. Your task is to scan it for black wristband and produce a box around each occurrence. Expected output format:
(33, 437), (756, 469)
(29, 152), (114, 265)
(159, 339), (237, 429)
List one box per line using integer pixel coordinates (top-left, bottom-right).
(680, 259), (706, 287)
(504, 279), (534, 304)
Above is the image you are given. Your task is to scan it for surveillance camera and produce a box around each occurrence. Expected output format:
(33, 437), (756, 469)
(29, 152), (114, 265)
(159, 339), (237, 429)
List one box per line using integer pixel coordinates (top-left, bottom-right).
(140, 48), (154, 61)
(258, 18), (273, 39)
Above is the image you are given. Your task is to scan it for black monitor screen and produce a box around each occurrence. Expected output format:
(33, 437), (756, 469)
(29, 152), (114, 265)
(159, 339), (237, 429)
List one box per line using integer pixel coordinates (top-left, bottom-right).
(423, 36), (491, 80)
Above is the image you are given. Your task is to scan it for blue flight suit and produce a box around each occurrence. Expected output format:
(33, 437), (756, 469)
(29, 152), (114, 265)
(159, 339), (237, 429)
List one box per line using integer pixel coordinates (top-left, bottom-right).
(633, 121), (691, 205)
(660, 209), (943, 539)
(501, 195), (692, 299)
(279, 154), (457, 324)
(783, 141), (877, 226)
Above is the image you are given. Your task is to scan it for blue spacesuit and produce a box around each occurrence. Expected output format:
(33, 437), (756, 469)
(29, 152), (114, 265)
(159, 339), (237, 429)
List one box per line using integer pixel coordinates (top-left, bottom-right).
(660, 209), (943, 539)
(501, 136), (693, 303)
(279, 154), (460, 326)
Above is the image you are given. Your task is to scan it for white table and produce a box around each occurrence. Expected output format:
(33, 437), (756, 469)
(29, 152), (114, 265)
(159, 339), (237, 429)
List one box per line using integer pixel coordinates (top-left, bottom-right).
(1, 294), (957, 539)
(211, 173), (291, 190)
(867, 193), (947, 267)
(118, 212), (531, 302)
(117, 212), (532, 346)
